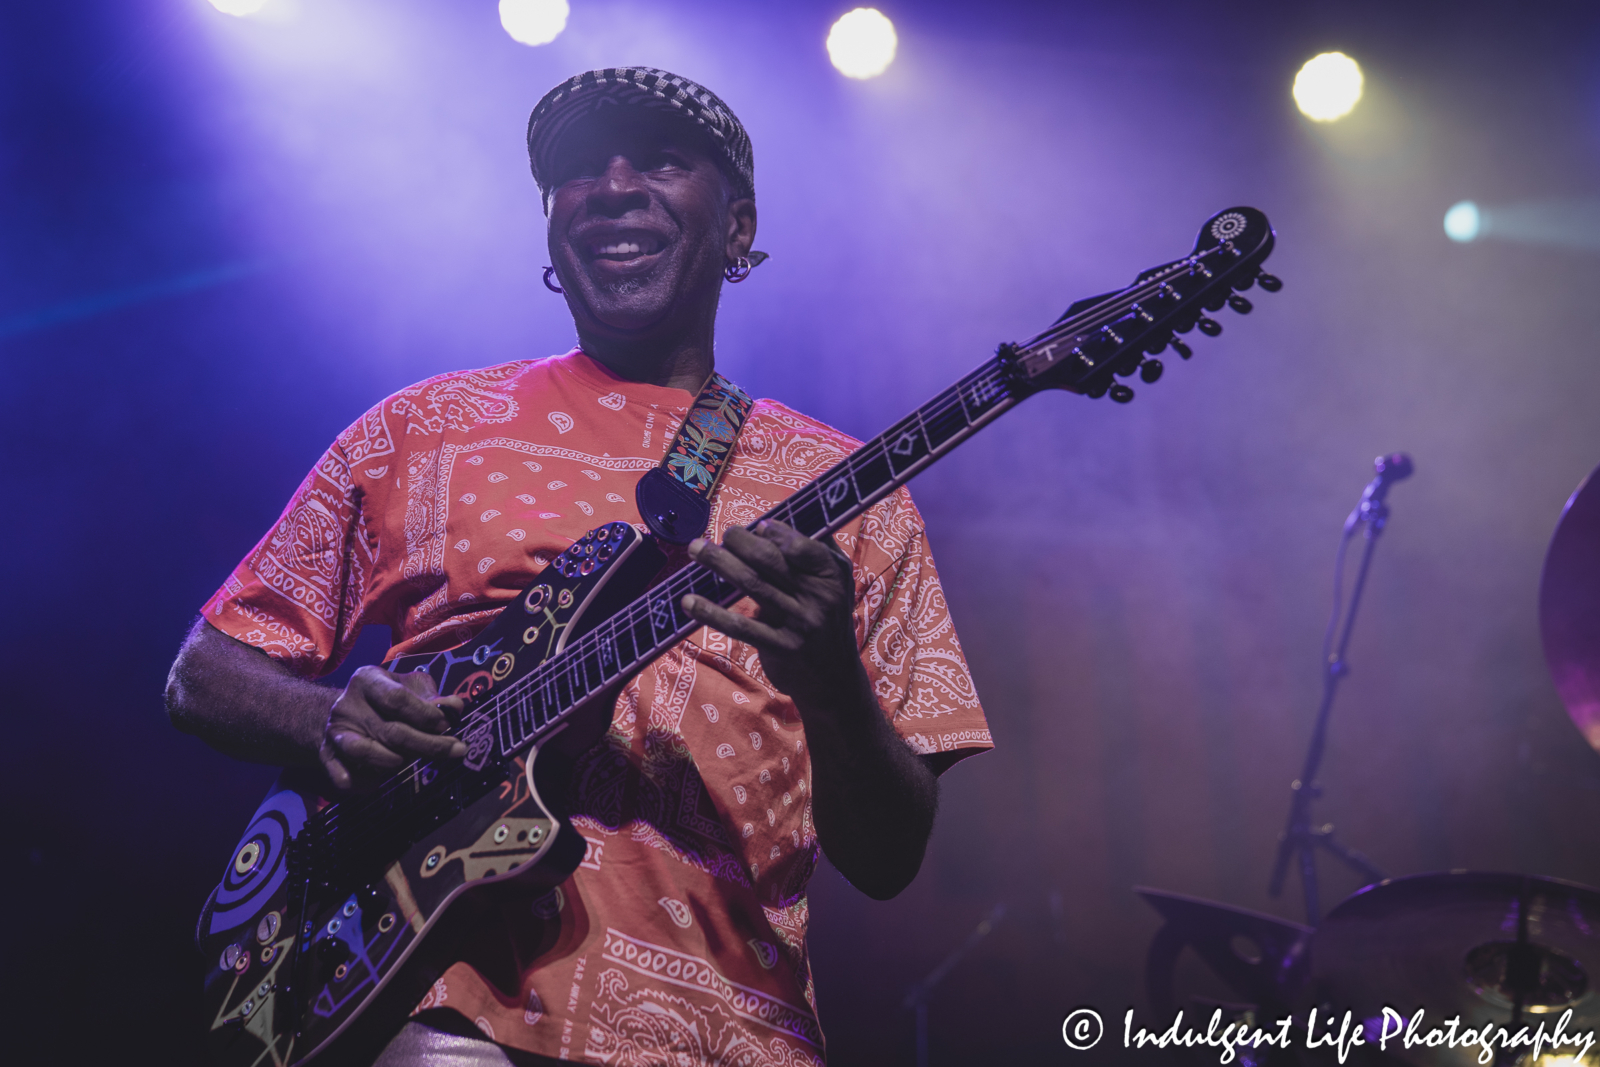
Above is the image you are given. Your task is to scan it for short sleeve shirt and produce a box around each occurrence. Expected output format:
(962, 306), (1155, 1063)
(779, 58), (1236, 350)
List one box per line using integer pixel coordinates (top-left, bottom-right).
(203, 350), (992, 1064)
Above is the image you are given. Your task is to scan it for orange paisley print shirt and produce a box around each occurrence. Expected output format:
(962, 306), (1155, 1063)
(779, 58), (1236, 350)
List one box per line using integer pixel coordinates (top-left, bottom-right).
(203, 350), (991, 1065)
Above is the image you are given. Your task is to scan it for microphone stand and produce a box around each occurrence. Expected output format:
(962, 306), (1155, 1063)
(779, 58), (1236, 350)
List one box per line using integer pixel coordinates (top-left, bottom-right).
(1268, 462), (1404, 924)
(903, 902), (1005, 1067)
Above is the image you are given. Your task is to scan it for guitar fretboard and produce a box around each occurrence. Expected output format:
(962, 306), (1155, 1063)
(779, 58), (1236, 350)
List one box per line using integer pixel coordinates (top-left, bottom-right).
(475, 356), (1019, 759)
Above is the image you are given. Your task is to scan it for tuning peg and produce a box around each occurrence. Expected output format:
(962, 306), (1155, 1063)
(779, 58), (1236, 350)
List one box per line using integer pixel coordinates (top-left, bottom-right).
(1170, 337), (1193, 359)
(1113, 351), (1142, 377)
(1084, 380), (1110, 399)
(1227, 294), (1253, 314)
(1139, 359), (1164, 383)
(1256, 272), (1283, 292)
(1108, 383), (1135, 403)
(1197, 316), (1222, 337)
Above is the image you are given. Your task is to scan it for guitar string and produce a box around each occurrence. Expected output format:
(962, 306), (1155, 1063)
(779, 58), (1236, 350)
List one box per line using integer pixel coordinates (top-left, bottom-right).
(319, 243), (1252, 839)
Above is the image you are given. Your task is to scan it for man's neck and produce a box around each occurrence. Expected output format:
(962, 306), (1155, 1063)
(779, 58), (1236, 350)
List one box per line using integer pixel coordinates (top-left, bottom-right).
(576, 329), (715, 394)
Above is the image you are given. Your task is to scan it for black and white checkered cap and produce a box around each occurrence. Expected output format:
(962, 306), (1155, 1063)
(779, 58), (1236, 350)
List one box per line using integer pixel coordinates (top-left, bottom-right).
(527, 68), (755, 212)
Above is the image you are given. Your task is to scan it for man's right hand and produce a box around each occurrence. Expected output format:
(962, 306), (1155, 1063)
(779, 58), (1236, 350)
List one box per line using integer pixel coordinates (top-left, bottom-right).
(320, 666), (468, 791)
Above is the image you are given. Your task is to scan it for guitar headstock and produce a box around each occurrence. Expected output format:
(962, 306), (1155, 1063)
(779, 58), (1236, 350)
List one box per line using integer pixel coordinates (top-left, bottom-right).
(1005, 207), (1278, 402)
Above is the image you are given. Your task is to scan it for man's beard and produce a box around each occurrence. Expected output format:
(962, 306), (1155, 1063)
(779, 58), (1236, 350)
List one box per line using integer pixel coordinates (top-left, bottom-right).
(601, 277), (646, 295)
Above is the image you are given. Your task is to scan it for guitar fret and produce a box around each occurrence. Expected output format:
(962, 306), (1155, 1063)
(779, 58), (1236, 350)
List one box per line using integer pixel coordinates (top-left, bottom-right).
(785, 486), (828, 539)
(539, 676), (557, 725)
(495, 705), (510, 758)
(849, 438), (894, 506)
(923, 392), (970, 451)
(816, 461), (862, 525)
(564, 658), (583, 705)
(647, 589), (677, 641)
(629, 609), (654, 665)
(515, 692), (534, 741)
(497, 700), (515, 751)
(609, 622), (633, 671)
(596, 629), (620, 676)
(882, 412), (930, 479)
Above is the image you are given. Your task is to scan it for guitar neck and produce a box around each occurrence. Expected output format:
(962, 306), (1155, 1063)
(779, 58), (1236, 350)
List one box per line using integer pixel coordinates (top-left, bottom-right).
(315, 358), (1022, 872)
(471, 356), (1019, 762)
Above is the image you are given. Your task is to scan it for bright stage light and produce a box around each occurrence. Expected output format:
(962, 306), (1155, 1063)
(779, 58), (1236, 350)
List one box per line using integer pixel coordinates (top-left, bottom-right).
(1293, 52), (1364, 122)
(499, 0), (570, 47)
(1444, 201), (1481, 243)
(827, 8), (898, 80)
(207, 0), (271, 16)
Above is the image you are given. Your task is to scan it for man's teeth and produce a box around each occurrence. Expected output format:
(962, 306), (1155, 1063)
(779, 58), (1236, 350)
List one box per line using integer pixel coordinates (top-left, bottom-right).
(597, 241), (653, 255)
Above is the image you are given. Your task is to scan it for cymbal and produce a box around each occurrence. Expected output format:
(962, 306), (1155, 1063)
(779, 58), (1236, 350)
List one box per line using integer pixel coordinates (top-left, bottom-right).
(1541, 463), (1600, 751)
(1311, 872), (1600, 1067)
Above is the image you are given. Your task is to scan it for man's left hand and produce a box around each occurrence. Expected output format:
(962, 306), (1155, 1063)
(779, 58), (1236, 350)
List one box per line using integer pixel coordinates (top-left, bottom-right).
(680, 518), (939, 901)
(680, 520), (865, 712)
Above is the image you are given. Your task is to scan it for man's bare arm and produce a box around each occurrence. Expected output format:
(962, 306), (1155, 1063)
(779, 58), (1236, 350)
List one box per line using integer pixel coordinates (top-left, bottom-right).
(166, 619), (466, 790)
(681, 521), (940, 901)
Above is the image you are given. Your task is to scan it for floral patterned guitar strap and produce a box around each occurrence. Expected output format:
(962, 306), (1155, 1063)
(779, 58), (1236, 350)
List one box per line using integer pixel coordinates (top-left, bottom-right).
(634, 371), (755, 545)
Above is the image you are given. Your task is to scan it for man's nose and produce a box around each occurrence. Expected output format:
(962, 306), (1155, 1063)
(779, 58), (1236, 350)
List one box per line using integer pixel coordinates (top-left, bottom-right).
(586, 155), (649, 216)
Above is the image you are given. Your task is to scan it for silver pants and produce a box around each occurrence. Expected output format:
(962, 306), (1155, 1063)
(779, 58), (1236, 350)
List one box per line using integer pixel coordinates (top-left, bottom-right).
(371, 1018), (563, 1067)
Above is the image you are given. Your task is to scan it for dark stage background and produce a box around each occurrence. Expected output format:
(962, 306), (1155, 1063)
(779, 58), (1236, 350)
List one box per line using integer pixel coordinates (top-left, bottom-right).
(8, 1), (1600, 1062)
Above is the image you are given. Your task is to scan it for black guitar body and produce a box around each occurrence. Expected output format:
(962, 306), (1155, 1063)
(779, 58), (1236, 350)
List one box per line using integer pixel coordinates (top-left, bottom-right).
(198, 522), (667, 1067)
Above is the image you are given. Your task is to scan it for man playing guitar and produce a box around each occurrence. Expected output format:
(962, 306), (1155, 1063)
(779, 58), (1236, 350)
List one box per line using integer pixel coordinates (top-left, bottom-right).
(168, 67), (991, 1066)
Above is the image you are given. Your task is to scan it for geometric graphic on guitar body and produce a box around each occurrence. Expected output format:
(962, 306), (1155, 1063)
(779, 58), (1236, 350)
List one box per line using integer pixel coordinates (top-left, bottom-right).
(198, 521), (662, 1066)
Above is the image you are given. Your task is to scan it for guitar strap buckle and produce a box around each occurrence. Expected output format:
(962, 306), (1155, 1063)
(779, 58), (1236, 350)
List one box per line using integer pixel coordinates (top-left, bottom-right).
(635, 372), (753, 545)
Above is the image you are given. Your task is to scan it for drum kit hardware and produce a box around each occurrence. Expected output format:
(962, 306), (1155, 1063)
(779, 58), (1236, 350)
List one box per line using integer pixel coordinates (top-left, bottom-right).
(1139, 462), (1600, 1065)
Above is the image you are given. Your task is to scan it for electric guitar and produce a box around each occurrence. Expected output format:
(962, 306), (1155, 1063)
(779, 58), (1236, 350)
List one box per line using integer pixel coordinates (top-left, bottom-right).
(198, 207), (1278, 1065)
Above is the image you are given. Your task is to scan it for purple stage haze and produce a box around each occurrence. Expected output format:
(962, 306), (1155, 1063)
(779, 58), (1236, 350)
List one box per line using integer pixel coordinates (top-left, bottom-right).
(7, 1), (1600, 1063)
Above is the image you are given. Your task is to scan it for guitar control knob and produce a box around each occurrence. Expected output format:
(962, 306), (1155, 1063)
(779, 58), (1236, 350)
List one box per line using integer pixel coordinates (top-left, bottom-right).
(1170, 338), (1193, 360)
(1256, 272), (1283, 292)
(1139, 359), (1164, 384)
(1226, 294), (1253, 314)
(1108, 383), (1135, 404)
(1197, 316), (1223, 337)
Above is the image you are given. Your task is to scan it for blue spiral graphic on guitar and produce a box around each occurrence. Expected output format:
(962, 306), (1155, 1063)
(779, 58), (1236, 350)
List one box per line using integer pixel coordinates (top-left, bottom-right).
(208, 784), (306, 936)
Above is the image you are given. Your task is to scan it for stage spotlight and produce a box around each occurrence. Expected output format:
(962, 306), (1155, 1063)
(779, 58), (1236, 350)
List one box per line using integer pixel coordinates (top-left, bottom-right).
(1444, 201), (1481, 243)
(499, 0), (569, 47)
(827, 8), (898, 79)
(1293, 52), (1364, 122)
(207, 0), (270, 15)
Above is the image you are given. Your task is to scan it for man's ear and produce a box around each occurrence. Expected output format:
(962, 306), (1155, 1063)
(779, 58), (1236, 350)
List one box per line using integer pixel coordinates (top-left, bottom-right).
(726, 198), (757, 259)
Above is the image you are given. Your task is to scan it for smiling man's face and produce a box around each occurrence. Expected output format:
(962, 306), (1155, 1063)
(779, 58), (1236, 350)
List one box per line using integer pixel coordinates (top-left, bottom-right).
(546, 109), (753, 345)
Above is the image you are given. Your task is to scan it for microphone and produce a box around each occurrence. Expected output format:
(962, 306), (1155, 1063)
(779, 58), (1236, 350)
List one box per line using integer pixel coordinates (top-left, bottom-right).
(1350, 453), (1413, 531)
(1361, 452), (1414, 506)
